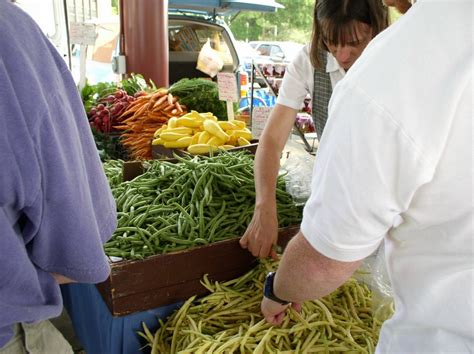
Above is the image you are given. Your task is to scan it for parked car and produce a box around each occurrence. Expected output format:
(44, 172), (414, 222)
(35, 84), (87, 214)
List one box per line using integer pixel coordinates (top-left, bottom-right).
(249, 41), (304, 64)
(167, 13), (238, 85)
(161, 1), (283, 84)
(234, 40), (273, 88)
(235, 41), (259, 73)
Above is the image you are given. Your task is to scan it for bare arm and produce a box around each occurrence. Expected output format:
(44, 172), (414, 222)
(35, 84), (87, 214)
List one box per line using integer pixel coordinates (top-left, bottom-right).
(240, 104), (297, 258)
(254, 104), (297, 206)
(51, 273), (77, 285)
(261, 231), (362, 325)
(275, 232), (361, 301)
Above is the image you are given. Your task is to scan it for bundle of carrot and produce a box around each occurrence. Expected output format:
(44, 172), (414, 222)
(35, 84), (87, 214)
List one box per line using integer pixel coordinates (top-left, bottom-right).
(116, 88), (187, 159)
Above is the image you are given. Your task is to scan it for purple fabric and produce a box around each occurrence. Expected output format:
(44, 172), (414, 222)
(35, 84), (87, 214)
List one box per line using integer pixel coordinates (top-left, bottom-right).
(0, 1), (117, 348)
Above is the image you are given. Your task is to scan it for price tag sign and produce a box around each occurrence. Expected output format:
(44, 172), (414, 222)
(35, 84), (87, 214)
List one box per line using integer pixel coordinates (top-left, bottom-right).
(252, 106), (273, 139)
(217, 72), (239, 103)
(69, 22), (97, 46)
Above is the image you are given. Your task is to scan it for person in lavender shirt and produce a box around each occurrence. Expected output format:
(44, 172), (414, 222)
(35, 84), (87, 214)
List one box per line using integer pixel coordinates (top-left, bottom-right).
(0, 1), (117, 352)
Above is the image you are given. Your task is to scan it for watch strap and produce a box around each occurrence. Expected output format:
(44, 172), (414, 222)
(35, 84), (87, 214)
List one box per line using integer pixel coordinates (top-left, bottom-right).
(264, 272), (290, 305)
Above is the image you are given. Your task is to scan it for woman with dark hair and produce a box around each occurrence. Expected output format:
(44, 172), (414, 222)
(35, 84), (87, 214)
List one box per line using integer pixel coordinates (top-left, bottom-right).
(308, 0), (389, 137)
(240, 0), (389, 259)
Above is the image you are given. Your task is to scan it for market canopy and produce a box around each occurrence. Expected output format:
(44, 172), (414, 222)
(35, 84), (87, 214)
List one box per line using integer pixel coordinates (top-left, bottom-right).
(168, 0), (284, 15)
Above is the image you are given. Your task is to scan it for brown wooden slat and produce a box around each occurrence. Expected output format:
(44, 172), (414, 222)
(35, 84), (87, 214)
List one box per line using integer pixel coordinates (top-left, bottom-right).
(151, 141), (259, 159)
(96, 225), (299, 316)
(105, 237), (255, 296)
(103, 265), (257, 316)
(122, 161), (144, 181)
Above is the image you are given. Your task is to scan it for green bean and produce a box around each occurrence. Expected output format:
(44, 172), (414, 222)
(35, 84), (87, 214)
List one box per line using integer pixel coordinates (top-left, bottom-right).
(190, 169), (211, 204)
(159, 234), (195, 245)
(104, 153), (302, 259)
(140, 258), (394, 353)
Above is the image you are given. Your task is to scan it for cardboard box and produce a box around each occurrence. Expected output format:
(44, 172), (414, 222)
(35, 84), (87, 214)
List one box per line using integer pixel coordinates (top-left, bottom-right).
(174, 27), (201, 52)
(96, 226), (299, 316)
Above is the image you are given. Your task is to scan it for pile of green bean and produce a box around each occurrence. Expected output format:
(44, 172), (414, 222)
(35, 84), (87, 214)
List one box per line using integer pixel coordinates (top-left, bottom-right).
(140, 260), (394, 353)
(104, 152), (302, 260)
(103, 159), (124, 189)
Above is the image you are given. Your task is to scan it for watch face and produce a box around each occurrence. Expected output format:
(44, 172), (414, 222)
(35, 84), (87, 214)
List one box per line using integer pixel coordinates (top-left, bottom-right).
(264, 272), (274, 298)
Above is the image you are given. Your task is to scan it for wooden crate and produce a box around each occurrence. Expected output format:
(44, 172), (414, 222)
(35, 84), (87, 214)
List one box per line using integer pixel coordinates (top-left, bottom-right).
(151, 140), (259, 159)
(96, 226), (299, 316)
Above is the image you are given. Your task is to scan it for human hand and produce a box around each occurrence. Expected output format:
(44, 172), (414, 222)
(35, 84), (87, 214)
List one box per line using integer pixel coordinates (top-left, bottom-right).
(240, 206), (279, 259)
(261, 298), (302, 326)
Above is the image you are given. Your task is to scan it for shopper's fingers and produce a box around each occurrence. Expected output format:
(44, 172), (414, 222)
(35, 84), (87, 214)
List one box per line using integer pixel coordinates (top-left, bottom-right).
(250, 243), (261, 257)
(274, 311), (287, 325)
(291, 302), (302, 313)
(264, 314), (279, 326)
(244, 237), (259, 257)
(261, 298), (289, 326)
(239, 233), (248, 249)
(259, 240), (275, 258)
(265, 311), (286, 326)
(270, 248), (279, 260)
(264, 311), (284, 326)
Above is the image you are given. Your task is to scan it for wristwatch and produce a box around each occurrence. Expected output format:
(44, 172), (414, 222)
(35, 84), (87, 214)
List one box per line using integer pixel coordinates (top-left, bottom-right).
(263, 272), (290, 305)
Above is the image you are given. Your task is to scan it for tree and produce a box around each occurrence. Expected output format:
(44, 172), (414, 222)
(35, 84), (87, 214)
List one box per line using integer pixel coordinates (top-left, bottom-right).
(229, 0), (314, 43)
(111, 0), (119, 15)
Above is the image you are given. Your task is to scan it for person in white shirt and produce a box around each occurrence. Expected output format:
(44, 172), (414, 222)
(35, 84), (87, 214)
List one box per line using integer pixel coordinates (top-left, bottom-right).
(260, 1), (473, 352)
(240, 0), (389, 258)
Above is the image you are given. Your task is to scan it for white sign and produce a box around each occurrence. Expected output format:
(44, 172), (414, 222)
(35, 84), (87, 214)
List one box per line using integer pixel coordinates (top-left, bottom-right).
(217, 72), (239, 103)
(251, 106), (273, 139)
(69, 22), (97, 46)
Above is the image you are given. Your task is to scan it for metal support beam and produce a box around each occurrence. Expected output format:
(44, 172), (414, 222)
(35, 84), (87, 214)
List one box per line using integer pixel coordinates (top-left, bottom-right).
(120, 0), (169, 87)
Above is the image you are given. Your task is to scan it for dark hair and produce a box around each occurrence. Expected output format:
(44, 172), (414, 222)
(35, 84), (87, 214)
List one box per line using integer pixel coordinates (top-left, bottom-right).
(310, 0), (389, 68)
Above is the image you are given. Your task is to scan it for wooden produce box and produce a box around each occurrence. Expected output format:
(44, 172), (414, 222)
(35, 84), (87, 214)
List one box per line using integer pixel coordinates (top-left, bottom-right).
(96, 225), (299, 316)
(151, 139), (259, 159)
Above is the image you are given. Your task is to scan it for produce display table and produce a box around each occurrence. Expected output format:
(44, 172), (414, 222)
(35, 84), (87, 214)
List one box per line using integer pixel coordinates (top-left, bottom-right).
(61, 284), (181, 354)
(61, 227), (299, 354)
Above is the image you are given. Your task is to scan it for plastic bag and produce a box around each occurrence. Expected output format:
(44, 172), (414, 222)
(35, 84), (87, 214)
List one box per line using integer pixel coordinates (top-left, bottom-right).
(196, 38), (224, 78)
(281, 150), (395, 322)
(280, 152), (315, 205)
(355, 242), (395, 323)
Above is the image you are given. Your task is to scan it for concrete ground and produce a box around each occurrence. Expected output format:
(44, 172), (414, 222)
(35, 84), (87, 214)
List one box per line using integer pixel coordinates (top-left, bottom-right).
(50, 308), (85, 353)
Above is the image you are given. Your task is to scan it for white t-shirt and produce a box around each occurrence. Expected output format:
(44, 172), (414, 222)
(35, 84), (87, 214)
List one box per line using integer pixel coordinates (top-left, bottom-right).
(276, 44), (345, 110)
(301, 1), (473, 352)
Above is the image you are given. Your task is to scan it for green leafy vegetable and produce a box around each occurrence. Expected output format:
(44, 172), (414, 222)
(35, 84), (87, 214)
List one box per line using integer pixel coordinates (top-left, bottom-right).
(169, 78), (237, 120)
(80, 73), (153, 113)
